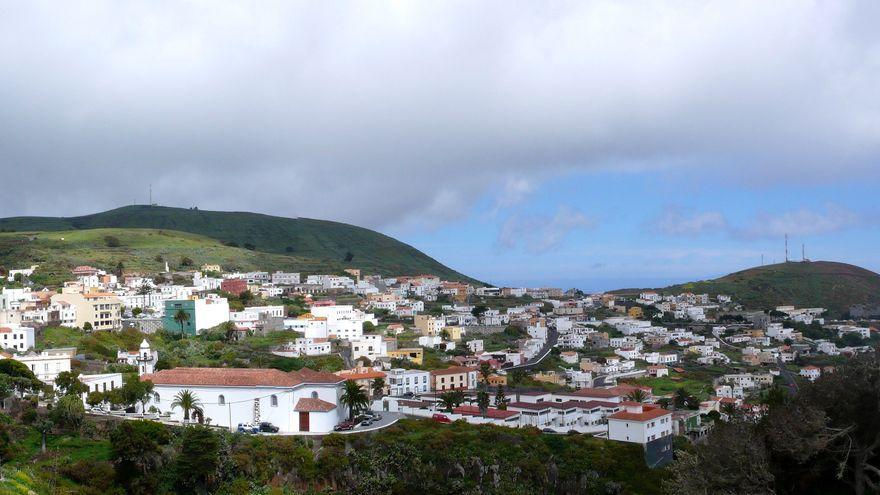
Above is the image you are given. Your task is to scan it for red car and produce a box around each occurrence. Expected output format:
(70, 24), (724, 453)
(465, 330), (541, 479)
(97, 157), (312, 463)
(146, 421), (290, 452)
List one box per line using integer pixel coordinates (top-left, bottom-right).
(432, 413), (452, 424)
(333, 420), (355, 431)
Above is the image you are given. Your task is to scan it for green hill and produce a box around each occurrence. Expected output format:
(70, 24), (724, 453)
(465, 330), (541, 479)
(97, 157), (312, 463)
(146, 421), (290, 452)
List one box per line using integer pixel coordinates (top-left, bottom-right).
(615, 261), (880, 318)
(0, 205), (479, 284)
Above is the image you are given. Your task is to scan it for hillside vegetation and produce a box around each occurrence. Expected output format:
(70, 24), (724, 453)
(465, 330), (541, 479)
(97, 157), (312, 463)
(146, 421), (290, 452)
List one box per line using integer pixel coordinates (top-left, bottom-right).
(0, 205), (478, 283)
(0, 228), (346, 286)
(617, 261), (880, 317)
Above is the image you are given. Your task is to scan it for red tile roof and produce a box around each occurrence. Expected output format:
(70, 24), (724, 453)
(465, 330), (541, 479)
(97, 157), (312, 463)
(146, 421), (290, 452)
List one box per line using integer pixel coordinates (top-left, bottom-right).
(507, 401), (552, 411)
(453, 405), (520, 419)
(430, 366), (476, 376)
(293, 368), (346, 384)
(608, 406), (671, 422)
(336, 369), (386, 380)
(563, 388), (621, 399)
(294, 397), (337, 412)
(141, 367), (343, 387)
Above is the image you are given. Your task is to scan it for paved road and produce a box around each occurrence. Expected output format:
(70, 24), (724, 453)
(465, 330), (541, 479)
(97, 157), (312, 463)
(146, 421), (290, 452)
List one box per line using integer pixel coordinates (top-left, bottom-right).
(505, 327), (559, 371)
(776, 357), (799, 396)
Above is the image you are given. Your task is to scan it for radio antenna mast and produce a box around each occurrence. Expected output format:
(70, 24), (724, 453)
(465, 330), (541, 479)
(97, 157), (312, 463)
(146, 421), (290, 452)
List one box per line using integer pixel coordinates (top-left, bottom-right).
(785, 234), (789, 262)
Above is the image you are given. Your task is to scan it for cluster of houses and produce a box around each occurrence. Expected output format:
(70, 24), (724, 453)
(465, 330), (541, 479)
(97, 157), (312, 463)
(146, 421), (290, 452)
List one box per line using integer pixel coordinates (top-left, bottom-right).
(1, 261), (875, 457)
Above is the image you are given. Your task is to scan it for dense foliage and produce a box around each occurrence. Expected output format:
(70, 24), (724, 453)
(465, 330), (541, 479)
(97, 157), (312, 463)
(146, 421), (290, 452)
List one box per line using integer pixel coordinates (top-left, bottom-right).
(665, 349), (880, 495)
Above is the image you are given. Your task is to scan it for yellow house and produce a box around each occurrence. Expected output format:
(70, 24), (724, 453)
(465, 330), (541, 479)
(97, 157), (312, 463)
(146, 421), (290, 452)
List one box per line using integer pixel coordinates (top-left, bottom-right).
(387, 348), (424, 365)
(442, 326), (465, 341)
(414, 315), (445, 336)
(627, 306), (644, 319)
(51, 292), (122, 331)
(201, 264), (222, 273)
(488, 374), (507, 387)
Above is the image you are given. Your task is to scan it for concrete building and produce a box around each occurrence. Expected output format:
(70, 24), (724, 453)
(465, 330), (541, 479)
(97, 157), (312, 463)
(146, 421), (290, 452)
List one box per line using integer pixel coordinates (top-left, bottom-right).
(163, 296), (230, 335)
(51, 292), (122, 331)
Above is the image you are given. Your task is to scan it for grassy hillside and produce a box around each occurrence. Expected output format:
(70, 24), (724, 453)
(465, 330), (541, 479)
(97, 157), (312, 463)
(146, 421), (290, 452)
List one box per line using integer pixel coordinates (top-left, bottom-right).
(0, 205), (478, 283)
(0, 228), (351, 286)
(615, 261), (880, 317)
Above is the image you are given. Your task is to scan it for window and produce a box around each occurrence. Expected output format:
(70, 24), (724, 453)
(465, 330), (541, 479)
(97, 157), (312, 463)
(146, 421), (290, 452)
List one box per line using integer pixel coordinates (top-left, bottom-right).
(271, 395), (278, 407)
(154, 393), (160, 403)
(311, 391), (319, 399)
(218, 395), (226, 405)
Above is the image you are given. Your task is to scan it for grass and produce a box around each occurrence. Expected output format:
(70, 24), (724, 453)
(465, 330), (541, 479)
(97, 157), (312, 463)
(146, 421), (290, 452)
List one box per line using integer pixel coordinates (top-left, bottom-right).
(616, 261), (880, 317)
(627, 373), (714, 400)
(0, 228), (344, 286)
(0, 205), (480, 283)
(36, 325), (345, 372)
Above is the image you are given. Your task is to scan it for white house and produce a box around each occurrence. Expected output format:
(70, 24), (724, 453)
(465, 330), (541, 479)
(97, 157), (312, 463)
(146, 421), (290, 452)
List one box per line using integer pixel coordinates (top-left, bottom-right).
(351, 334), (389, 362)
(10, 347), (75, 384)
(0, 325), (35, 352)
(142, 367), (346, 433)
(79, 373), (123, 402)
(607, 402), (673, 444)
(284, 314), (329, 339)
(799, 365), (822, 382)
(273, 338), (332, 357)
(310, 305), (377, 341)
(386, 368), (431, 396)
(466, 340), (484, 353)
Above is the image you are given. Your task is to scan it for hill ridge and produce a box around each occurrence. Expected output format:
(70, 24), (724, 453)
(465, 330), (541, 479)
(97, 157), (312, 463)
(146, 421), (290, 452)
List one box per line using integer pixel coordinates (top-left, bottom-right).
(0, 205), (479, 284)
(613, 260), (880, 318)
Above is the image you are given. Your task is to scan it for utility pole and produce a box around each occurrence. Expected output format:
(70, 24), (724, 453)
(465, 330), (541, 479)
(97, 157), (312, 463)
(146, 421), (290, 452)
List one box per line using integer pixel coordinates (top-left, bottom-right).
(149, 184), (152, 207)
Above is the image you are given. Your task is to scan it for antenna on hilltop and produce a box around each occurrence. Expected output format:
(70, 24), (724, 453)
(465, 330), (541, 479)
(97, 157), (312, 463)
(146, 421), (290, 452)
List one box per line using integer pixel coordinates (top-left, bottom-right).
(761, 254), (764, 266)
(149, 184), (152, 207)
(802, 244), (805, 262)
(784, 234), (789, 263)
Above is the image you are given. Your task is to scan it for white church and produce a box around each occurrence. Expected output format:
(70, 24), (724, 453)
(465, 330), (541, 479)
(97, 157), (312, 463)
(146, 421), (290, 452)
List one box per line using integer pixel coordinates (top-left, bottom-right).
(140, 367), (347, 433)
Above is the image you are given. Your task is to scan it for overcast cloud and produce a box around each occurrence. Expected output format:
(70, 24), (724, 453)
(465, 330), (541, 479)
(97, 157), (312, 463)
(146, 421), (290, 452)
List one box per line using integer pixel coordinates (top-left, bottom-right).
(1, 0), (879, 231)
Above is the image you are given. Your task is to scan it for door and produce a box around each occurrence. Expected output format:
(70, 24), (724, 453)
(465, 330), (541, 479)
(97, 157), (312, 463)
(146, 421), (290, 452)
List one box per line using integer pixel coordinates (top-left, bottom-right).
(299, 411), (310, 432)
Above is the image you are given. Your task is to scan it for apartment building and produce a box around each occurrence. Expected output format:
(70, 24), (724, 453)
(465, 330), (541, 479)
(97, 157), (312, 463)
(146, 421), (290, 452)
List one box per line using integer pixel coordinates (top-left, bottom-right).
(51, 292), (122, 331)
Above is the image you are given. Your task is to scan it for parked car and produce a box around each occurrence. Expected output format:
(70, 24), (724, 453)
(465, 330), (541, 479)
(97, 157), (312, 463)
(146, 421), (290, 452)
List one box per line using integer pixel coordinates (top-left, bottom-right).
(237, 423), (259, 434)
(541, 428), (557, 434)
(432, 413), (452, 424)
(334, 420), (355, 431)
(360, 418), (373, 427)
(259, 422), (279, 433)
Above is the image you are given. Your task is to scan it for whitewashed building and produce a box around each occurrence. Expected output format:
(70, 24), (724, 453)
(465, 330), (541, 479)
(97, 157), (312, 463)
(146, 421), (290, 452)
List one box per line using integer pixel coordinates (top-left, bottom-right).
(142, 367), (346, 433)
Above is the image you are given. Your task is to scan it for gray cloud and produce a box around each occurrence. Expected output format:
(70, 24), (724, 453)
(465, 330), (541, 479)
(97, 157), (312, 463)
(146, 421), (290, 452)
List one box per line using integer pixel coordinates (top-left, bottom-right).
(736, 204), (867, 239)
(496, 205), (594, 254)
(1, 1), (879, 229)
(650, 206), (729, 236)
(650, 204), (874, 239)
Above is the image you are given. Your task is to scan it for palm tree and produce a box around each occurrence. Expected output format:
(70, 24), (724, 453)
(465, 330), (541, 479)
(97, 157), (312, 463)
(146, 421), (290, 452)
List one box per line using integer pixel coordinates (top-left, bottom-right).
(438, 390), (465, 413)
(721, 402), (737, 420)
(371, 378), (385, 398)
(674, 388), (696, 409)
(495, 384), (509, 410)
(478, 362), (492, 385)
(626, 388), (648, 403)
(173, 309), (191, 333)
(476, 390), (490, 417)
(339, 380), (369, 421)
(171, 389), (203, 423)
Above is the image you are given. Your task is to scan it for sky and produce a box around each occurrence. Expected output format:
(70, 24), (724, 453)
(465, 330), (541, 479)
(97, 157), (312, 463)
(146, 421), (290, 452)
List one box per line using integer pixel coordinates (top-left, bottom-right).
(1, 1), (879, 290)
